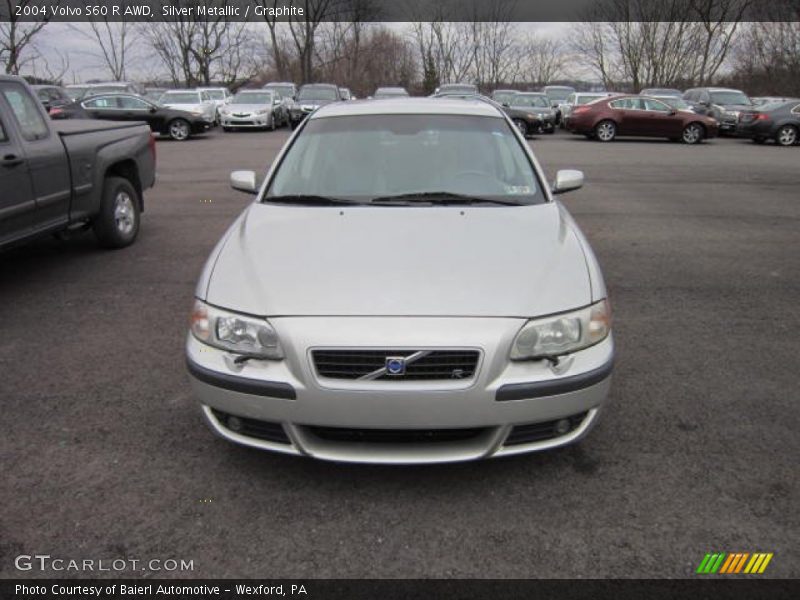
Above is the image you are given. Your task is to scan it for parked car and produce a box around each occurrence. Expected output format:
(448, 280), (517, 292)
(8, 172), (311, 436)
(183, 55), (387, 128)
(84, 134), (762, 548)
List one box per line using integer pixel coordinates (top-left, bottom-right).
(543, 85), (576, 124)
(736, 100), (800, 146)
(76, 93), (212, 141)
(566, 95), (718, 144)
(143, 88), (167, 102)
(220, 90), (280, 131)
(186, 97), (614, 464)
(263, 82), (296, 123)
(503, 92), (557, 135)
(435, 83), (478, 96)
(159, 89), (217, 127)
(32, 85), (73, 117)
(197, 87), (232, 122)
(374, 87), (410, 99)
(491, 89), (519, 106)
(289, 83), (340, 129)
(639, 87), (683, 98)
(0, 75), (156, 249)
(683, 87), (753, 135)
(751, 96), (799, 106)
(64, 84), (89, 101)
(560, 92), (614, 128)
(652, 96), (696, 113)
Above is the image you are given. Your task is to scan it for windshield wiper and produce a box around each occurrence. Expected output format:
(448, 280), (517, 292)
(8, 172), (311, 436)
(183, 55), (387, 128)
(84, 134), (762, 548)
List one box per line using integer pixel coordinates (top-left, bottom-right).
(370, 192), (522, 206)
(264, 195), (367, 206)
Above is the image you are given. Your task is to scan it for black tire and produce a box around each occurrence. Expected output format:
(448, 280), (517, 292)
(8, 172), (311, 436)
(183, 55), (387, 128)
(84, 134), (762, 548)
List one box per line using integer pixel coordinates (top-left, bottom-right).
(594, 120), (616, 142)
(290, 120), (298, 130)
(775, 125), (798, 146)
(512, 118), (528, 137)
(269, 114), (276, 131)
(681, 122), (704, 144)
(168, 118), (191, 141)
(92, 177), (140, 249)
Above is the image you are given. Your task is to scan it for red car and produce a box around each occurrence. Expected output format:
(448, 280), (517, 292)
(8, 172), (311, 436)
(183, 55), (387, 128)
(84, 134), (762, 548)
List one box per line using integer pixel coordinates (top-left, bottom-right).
(565, 95), (719, 144)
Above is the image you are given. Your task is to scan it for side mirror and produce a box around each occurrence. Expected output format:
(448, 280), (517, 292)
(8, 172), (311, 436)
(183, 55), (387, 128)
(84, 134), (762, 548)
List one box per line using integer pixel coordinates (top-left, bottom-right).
(552, 169), (584, 195)
(230, 170), (259, 194)
(502, 102), (510, 108)
(149, 107), (157, 113)
(699, 100), (710, 107)
(668, 109), (677, 116)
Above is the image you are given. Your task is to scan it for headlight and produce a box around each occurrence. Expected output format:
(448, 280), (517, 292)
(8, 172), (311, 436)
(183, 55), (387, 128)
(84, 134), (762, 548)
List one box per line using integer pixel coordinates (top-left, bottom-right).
(190, 299), (284, 359)
(256, 108), (269, 115)
(510, 299), (611, 360)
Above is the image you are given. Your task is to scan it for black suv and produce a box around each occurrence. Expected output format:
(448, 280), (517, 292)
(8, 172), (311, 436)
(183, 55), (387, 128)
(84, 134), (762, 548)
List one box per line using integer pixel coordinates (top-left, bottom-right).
(683, 87), (753, 135)
(289, 83), (340, 129)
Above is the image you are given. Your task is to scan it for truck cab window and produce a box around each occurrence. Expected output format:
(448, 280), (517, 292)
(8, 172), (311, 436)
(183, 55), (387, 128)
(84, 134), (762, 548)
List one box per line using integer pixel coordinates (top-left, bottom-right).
(1, 83), (49, 141)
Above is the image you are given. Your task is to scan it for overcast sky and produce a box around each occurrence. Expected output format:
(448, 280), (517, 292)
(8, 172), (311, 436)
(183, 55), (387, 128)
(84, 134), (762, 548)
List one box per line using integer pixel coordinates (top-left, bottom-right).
(28, 22), (571, 83)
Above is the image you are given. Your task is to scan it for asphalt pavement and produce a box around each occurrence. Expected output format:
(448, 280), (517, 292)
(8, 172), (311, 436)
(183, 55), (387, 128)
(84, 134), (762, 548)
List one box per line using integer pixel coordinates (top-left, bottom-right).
(1, 126), (797, 579)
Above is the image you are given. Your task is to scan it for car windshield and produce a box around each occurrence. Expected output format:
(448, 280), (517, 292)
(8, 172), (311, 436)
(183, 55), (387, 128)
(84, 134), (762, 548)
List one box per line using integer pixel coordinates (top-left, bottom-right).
(162, 93), (200, 104)
(266, 85), (294, 97)
(375, 89), (408, 98)
(492, 91), (518, 105)
(441, 85), (477, 93)
(512, 95), (550, 108)
(643, 88), (681, 97)
(232, 93), (271, 105)
(266, 114), (541, 205)
(204, 90), (225, 100)
(710, 91), (750, 106)
(298, 87), (339, 101)
(656, 97), (690, 110)
(545, 89), (573, 102)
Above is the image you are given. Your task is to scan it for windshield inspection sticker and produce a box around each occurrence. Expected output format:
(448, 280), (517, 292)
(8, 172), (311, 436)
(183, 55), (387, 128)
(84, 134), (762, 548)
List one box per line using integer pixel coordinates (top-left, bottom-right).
(505, 185), (532, 194)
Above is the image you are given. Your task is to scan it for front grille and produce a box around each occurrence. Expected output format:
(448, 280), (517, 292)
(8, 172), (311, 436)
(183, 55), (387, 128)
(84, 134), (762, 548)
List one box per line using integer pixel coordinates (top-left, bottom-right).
(305, 426), (487, 444)
(211, 409), (291, 445)
(503, 412), (588, 446)
(311, 349), (480, 381)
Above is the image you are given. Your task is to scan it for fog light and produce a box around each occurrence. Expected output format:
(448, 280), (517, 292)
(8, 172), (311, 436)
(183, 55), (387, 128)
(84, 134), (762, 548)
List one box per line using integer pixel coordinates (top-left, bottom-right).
(227, 415), (243, 432)
(554, 419), (571, 436)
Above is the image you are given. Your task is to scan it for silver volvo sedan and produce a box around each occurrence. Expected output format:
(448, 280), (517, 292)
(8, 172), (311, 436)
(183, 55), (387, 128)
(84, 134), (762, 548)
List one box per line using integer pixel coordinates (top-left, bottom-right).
(186, 98), (614, 464)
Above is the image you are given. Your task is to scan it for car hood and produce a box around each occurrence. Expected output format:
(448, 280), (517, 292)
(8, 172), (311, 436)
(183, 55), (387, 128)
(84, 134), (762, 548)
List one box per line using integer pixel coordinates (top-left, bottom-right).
(714, 103), (752, 111)
(204, 202), (592, 318)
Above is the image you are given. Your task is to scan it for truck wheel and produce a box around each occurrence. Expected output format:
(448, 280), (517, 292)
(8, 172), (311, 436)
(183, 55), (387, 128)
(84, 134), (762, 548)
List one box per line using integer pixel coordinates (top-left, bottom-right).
(93, 177), (140, 249)
(168, 119), (191, 141)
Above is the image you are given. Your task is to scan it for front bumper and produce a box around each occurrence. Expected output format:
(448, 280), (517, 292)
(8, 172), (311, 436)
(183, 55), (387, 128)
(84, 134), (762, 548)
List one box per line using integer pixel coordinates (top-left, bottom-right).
(185, 317), (614, 464)
(222, 115), (271, 128)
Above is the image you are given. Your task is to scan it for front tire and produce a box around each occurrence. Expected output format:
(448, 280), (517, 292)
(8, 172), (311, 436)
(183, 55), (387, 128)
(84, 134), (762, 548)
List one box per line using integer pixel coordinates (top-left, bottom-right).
(512, 118), (528, 137)
(681, 122), (704, 144)
(92, 177), (140, 249)
(776, 125), (797, 146)
(168, 118), (191, 141)
(594, 120), (616, 142)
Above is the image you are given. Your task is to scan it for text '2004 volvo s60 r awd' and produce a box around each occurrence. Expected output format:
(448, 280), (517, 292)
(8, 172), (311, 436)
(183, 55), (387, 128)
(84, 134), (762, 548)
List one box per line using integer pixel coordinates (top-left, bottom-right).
(186, 98), (614, 464)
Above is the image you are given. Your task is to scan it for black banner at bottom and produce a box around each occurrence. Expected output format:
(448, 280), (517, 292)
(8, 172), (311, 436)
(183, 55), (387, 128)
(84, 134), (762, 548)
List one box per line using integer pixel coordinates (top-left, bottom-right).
(1, 579), (799, 600)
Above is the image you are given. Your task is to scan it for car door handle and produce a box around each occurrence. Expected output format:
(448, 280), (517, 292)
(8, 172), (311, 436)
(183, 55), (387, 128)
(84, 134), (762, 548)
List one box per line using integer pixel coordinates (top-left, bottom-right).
(1, 154), (23, 167)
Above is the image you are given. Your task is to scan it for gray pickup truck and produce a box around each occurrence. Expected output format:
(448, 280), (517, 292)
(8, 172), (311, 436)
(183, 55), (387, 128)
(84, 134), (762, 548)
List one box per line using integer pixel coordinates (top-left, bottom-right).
(0, 75), (156, 250)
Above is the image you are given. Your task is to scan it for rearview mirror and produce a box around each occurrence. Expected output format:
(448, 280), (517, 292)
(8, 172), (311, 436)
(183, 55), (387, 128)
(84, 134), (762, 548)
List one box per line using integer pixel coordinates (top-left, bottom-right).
(230, 170), (258, 194)
(552, 170), (584, 195)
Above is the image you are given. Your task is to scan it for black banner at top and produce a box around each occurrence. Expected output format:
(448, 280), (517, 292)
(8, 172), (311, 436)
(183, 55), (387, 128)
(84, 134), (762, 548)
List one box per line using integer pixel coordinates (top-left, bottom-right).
(0, 0), (795, 23)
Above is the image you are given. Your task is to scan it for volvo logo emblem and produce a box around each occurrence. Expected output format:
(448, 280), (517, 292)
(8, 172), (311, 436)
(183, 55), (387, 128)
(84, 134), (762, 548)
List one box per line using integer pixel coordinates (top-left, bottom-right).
(385, 356), (406, 376)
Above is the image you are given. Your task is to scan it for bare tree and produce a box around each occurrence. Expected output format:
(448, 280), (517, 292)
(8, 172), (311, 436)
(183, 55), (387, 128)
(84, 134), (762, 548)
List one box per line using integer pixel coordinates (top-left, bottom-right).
(520, 35), (566, 86)
(0, 0), (57, 75)
(67, 21), (137, 81)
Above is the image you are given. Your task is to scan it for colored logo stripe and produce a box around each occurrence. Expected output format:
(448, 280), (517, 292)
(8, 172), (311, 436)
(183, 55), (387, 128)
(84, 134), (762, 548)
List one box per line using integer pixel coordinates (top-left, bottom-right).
(697, 552), (773, 574)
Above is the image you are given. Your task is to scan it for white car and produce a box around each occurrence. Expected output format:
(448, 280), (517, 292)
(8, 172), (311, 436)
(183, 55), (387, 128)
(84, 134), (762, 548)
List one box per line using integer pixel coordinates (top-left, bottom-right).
(197, 87), (232, 121)
(186, 98), (614, 464)
(160, 90), (216, 125)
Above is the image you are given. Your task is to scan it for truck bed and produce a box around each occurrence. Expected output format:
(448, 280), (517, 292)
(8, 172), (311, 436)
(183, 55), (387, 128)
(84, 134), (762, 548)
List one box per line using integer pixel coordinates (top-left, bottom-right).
(52, 119), (150, 136)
